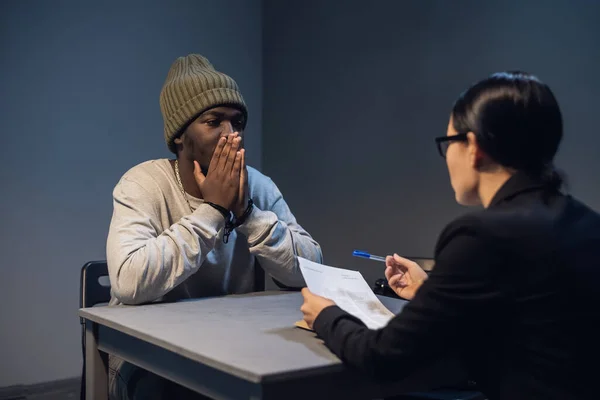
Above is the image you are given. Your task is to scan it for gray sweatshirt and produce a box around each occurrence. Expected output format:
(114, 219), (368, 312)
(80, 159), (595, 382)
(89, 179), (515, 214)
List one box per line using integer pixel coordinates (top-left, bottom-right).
(106, 159), (322, 305)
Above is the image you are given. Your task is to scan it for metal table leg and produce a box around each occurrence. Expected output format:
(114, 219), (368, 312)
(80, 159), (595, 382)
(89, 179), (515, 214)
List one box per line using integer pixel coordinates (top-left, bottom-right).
(85, 320), (108, 400)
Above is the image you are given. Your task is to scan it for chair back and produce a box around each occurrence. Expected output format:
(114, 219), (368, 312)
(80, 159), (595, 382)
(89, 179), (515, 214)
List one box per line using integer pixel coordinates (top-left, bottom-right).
(79, 260), (111, 400)
(80, 260), (111, 310)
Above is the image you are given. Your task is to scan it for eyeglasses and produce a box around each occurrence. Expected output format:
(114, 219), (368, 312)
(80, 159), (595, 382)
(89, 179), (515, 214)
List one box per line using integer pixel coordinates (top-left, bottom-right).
(435, 133), (468, 158)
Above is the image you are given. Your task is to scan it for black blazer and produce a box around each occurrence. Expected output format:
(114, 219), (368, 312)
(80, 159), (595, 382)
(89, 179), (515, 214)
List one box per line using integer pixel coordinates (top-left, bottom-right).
(314, 172), (600, 400)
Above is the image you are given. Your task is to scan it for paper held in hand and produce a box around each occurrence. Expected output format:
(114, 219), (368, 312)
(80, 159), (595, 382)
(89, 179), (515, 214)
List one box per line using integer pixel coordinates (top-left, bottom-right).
(297, 257), (395, 330)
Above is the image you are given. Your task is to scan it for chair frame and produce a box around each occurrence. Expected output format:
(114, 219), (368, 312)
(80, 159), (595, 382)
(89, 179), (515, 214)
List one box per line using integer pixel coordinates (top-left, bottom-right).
(79, 261), (111, 400)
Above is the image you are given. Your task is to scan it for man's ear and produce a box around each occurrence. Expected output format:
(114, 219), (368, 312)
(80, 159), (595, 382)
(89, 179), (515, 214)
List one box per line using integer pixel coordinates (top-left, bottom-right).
(174, 135), (184, 145)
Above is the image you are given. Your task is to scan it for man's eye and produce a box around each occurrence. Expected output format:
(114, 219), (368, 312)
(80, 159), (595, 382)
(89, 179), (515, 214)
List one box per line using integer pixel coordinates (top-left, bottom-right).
(206, 119), (220, 127)
(233, 119), (245, 129)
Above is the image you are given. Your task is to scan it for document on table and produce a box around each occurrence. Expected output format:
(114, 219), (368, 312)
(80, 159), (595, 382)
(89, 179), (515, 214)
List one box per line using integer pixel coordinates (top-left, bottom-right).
(298, 257), (395, 330)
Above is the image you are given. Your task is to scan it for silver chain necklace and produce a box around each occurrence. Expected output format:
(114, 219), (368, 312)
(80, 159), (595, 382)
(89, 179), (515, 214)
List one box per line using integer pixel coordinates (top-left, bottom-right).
(174, 159), (193, 213)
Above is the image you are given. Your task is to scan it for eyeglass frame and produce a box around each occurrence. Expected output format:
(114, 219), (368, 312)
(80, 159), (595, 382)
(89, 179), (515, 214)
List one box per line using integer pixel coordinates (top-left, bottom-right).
(434, 133), (469, 158)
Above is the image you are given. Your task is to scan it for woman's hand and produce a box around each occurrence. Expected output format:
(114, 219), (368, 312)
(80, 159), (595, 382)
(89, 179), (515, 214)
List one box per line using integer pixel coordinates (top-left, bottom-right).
(385, 254), (428, 300)
(300, 288), (336, 329)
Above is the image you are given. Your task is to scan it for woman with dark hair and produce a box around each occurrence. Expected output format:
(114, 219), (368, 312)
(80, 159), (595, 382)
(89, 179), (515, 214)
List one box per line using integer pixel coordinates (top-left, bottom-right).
(300, 71), (599, 399)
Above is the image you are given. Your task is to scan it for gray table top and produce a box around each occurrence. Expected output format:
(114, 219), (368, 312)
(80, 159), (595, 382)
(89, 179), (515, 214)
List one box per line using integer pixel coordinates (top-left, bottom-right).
(79, 291), (407, 384)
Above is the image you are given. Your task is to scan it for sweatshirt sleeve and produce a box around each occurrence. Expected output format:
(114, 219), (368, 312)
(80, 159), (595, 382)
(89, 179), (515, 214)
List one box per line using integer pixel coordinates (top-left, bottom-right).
(235, 175), (322, 288)
(106, 176), (226, 305)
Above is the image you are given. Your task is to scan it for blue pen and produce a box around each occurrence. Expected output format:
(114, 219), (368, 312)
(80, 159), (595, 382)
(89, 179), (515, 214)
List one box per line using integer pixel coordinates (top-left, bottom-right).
(352, 250), (386, 262)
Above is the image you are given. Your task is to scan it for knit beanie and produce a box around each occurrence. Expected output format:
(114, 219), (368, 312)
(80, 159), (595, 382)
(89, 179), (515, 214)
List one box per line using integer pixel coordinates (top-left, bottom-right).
(159, 54), (247, 153)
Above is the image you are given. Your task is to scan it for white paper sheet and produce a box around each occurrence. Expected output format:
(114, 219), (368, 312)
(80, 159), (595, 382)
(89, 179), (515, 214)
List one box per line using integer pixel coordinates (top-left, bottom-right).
(298, 257), (394, 329)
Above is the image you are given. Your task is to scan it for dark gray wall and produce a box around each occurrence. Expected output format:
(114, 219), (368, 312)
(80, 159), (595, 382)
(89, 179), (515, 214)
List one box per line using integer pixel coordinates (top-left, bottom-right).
(2, 0), (599, 388)
(263, 0), (600, 286)
(0, 0), (262, 386)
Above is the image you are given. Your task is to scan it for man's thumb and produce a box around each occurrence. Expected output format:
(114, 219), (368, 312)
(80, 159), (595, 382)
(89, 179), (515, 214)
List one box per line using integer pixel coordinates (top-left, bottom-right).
(193, 161), (206, 185)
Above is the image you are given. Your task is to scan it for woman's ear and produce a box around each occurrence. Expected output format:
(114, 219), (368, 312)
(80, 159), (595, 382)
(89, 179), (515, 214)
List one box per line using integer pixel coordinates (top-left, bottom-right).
(468, 131), (498, 172)
(467, 132), (484, 169)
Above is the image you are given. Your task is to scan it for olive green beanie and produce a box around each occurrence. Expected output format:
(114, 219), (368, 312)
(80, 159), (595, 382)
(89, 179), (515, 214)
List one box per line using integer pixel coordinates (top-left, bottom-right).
(159, 54), (247, 153)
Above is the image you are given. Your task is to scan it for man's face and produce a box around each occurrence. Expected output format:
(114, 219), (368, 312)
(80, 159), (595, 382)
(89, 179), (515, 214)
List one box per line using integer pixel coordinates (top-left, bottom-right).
(176, 106), (246, 169)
